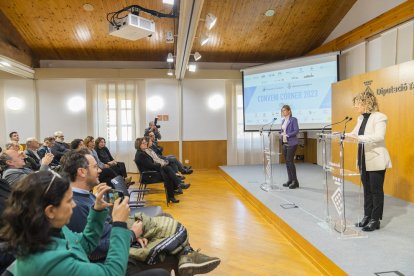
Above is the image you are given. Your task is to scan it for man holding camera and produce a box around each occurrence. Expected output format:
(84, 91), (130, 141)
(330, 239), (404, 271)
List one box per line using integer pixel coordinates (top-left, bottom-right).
(144, 120), (161, 141)
(62, 150), (144, 261)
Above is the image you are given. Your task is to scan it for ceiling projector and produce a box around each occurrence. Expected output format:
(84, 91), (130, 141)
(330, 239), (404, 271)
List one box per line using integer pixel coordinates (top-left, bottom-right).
(109, 13), (155, 41)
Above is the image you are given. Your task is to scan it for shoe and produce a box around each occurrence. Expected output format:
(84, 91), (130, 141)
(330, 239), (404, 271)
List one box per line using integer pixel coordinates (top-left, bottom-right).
(168, 197), (180, 203)
(289, 180), (299, 189)
(174, 188), (183, 195)
(355, 216), (371, 227)
(182, 169), (193, 175)
(177, 175), (186, 180)
(184, 166), (192, 170)
(282, 180), (292, 187)
(180, 183), (191, 189)
(178, 249), (221, 276)
(362, 219), (380, 231)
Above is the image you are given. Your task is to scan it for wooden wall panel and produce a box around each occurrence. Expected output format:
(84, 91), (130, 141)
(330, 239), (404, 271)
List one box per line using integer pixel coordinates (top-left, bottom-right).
(157, 141), (179, 158)
(332, 60), (414, 202)
(182, 140), (227, 169)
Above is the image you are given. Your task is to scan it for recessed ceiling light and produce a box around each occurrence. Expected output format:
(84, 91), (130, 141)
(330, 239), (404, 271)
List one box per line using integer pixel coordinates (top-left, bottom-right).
(264, 9), (275, 17)
(83, 3), (94, 12)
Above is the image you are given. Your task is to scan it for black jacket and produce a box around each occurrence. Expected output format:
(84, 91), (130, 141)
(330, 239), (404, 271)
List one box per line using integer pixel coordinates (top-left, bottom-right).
(134, 150), (161, 173)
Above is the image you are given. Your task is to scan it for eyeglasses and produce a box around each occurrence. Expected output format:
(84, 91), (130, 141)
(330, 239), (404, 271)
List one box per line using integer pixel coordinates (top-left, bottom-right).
(44, 171), (61, 195)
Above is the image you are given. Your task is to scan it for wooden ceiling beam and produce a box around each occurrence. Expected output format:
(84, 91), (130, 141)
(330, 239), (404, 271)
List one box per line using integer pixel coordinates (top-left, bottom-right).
(0, 10), (34, 67)
(175, 0), (204, 80)
(308, 1), (414, 56)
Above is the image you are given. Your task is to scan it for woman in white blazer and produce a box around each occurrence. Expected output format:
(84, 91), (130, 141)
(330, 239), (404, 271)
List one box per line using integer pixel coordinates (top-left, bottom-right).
(347, 91), (391, 232)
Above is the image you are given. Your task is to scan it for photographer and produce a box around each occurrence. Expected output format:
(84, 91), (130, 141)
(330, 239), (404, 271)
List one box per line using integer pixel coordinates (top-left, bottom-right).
(144, 120), (161, 141)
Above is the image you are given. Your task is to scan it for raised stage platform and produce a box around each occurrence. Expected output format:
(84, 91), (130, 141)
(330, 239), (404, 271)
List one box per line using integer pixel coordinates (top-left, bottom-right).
(220, 164), (413, 276)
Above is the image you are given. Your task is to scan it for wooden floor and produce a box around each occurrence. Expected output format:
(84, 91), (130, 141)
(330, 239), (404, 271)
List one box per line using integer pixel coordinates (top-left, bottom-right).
(130, 170), (322, 275)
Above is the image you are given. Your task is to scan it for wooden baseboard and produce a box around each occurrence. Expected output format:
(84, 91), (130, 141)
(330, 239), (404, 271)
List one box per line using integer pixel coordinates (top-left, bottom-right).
(219, 168), (346, 276)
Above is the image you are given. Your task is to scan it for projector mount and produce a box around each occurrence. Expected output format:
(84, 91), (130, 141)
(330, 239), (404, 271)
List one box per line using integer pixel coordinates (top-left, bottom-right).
(107, 5), (178, 28)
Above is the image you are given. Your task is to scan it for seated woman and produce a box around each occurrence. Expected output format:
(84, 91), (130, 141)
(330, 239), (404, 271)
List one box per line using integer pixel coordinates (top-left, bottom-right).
(0, 171), (132, 275)
(95, 137), (128, 179)
(84, 136), (118, 188)
(134, 138), (181, 203)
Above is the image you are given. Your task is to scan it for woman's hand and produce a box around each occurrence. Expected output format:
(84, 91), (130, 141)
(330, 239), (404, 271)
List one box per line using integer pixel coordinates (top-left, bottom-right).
(93, 183), (112, 211)
(112, 196), (130, 223)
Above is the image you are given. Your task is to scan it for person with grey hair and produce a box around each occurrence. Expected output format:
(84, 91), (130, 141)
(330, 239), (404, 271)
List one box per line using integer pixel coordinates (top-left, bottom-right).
(24, 137), (42, 171)
(52, 131), (69, 163)
(0, 150), (53, 187)
(4, 142), (19, 152)
(347, 90), (391, 232)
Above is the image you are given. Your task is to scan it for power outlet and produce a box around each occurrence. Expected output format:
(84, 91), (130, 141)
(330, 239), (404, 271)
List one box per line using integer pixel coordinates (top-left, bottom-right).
(184, 159), (189, 164)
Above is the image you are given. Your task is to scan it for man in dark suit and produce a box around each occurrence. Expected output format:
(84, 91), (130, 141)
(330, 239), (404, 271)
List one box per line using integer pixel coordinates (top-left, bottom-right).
(24, 137), (42, 170)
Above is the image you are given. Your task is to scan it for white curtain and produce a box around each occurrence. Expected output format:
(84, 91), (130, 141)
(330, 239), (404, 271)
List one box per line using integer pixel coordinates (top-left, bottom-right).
(226, 80), (263, 165)
(88, 80), (145, 173)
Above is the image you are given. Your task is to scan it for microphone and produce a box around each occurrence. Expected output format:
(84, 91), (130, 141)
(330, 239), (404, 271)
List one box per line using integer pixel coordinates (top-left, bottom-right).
(342, 117), (353, 136)
(260, 118), (278, 133)
(321, 116), (349, 134)
(268, 117), (278, 135)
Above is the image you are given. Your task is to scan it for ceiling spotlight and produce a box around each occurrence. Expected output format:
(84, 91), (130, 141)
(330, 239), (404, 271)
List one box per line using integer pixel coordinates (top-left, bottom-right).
(167, 53), (174, 63)
(200, 34), (210, 46)
(188, 64), (196, 72)
(163, 0), (174, 5)
(193, 52), (202, 61)
(167, 69), (174, 76)
(205, 13), (217, 30)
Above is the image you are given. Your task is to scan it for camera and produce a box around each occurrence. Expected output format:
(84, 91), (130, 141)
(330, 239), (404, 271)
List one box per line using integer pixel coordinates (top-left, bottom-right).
(154, 117), (161, 129)
(106, 189), (124, 204)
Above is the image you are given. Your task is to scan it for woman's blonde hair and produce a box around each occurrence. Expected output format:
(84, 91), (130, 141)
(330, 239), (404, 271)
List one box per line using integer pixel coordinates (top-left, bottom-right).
(352, 90), (379, 112)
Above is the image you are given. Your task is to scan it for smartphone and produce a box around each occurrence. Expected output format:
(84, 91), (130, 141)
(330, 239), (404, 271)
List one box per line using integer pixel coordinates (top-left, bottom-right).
(107, 189), (124, 204)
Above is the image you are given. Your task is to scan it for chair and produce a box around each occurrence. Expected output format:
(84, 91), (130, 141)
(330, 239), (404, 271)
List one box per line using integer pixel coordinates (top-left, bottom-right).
(133, 160), (169, 205)
(110, 176), (163, 217)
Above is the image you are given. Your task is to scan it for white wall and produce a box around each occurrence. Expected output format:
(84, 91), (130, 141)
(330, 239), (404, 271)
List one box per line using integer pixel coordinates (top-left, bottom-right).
(36, 79), (87, 141)
(145, 79), (180, 141)
(1, 80), (36, 144)
(182, 79), (227, 140)
(325, 0), (406, 43)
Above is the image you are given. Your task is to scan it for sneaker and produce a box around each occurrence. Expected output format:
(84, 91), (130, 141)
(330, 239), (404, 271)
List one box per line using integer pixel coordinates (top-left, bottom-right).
(178, 250), (221, 276)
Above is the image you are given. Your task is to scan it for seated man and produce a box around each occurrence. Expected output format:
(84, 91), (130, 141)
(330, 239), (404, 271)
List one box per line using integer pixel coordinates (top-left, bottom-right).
(24, 137), (42, 171)
(148, 132), (192, 175)
(0, 150), (52, 187)
(63, 150), (220, 275)
(144, 121), (161, 141)
(39, 136), (60, 166)
(52, 130), (70, 163)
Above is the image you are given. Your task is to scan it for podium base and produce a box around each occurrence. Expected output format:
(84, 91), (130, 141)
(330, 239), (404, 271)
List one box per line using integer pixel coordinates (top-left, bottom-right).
(260, 183), (284, 192)
(332, 219), (368, 239)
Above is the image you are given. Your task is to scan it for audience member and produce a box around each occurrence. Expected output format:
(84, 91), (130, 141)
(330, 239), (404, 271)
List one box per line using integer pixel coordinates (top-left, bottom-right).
(24, 137), (42, 171)
(52, 131), (70, 162)
(70, 138), (85, 150)
(0, 171), (132, 275)
(95, 137), (128, 178)
(8, 131), (23, 151)
(0, 149), (52, 187)
(135, 138), (182, 204)
(148, 132), (193, 175)
(62, 151), (219, 276)
(144, 121), (161, 141)
(4, 142), (19, 152)
(38, 137), (60, 166)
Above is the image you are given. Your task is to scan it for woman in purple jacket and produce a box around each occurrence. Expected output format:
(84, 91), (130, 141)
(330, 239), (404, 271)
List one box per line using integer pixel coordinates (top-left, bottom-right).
(280, 105), (300, 189)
